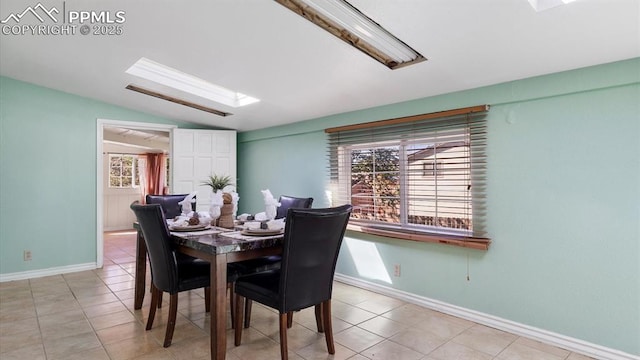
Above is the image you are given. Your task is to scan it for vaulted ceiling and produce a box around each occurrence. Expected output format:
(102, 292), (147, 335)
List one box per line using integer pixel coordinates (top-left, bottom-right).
(1, 0), (638, 131)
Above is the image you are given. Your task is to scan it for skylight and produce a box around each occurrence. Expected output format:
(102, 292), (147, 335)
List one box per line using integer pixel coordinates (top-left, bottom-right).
(125, 58), (259, 108)
(528, 0), (578, 12)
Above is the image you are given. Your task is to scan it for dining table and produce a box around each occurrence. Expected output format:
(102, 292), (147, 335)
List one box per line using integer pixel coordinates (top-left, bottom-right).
(132, 222), (283, 360)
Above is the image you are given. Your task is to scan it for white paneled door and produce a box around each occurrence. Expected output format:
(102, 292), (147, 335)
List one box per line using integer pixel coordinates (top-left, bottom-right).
(172, 129), (237, 212)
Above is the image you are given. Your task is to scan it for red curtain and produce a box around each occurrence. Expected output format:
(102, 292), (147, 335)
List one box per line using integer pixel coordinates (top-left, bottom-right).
(140, 153), (166, 201)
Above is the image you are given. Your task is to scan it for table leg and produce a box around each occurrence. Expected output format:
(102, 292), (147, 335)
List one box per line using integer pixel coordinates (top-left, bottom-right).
(134, 230), (147, 310)
(211, 254), (228, 360)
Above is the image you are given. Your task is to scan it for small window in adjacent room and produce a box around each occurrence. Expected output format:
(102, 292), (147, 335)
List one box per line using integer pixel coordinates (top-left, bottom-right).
(109, 154), (140, 188)
(326, 105), (491, 250)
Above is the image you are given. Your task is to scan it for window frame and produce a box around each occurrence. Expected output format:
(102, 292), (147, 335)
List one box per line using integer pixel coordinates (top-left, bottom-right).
(108, 153), (140, 189)
(327, 105), (491, 250)
(342, 133), (473, 238)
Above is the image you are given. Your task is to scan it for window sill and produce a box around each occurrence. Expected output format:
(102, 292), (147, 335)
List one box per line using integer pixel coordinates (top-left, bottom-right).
(346, 224), (491, 251)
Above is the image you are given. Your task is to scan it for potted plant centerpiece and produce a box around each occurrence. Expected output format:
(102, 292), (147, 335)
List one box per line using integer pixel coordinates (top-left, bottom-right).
(202, 174), (232, 192)
(202, 174), (235, 228)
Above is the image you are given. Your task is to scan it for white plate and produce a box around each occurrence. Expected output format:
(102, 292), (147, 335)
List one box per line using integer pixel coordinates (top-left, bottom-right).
(170, 224), (209, 232)
(241, 228), (283, 236)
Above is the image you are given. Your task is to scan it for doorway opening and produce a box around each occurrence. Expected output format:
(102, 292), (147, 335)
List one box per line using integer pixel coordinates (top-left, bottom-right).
(96, 119), (176, 268)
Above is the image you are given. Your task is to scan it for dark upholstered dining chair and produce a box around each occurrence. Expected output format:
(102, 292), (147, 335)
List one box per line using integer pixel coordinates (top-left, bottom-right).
(240, 195), (314, 328)
(143, 194), (196, 311)
(146, 194), (196, 220)
(233, 204), (352, 360)
(130, 201), (211, 347)
(275, 195), (314, 219)
(131, 200), (256, 343)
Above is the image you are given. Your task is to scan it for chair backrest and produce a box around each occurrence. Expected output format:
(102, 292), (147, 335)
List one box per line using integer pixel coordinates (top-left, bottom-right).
(130, 201), (179, 293)
(146, 194), (196, 219)
(278, 204), (352, 313)
(276, 195), (314, 219)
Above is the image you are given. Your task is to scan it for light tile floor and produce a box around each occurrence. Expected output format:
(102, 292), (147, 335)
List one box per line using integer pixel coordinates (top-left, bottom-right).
(0, 230), (595, 360)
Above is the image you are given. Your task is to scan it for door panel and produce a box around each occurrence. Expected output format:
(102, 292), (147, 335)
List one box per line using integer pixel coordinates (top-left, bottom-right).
(172, 129), (236, 212)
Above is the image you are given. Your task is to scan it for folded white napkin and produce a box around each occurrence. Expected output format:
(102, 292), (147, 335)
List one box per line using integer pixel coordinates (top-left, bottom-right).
(237, 213), (251, 221)
(178, 192), (197, 216)
(254, 212), (268, 221)
(266, 218), (285, 230)
(261, 189), (281, 220)
(197, 211), (212, 225)
(168, 216), (189, 227)
(167, 212), (210, 227)
(209, 190), (224, 219)
(244, 221), (261, 229)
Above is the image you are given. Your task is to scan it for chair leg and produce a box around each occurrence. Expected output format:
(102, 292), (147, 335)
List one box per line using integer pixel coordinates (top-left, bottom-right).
(322, 300), (335, 354)
(149, 271), (162, 308)
(243, 299), (252, 328)
(315, 304), (324, 333)
(204, 287), (210, 313)
(279, 313), (289, 360)
(233, 294), (244, 346)
(163, 293), (178, 347)
(286, 311), (294, 328)
(146, 284), (159, 330)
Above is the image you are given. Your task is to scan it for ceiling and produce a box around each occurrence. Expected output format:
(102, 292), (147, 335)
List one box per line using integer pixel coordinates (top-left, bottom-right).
(103, 126), (169, 153)
(1, 0), (638, 132)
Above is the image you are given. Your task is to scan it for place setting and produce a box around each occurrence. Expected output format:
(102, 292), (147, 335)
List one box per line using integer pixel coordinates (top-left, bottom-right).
(163, 188), (286, 240)
(167, 210), (223, 236)
(221, 189), (286, 241)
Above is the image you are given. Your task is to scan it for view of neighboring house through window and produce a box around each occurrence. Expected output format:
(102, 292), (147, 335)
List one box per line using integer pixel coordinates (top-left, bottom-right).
(346, 134), (471, 234)
(327, 106), (488, 240)
(109, 154), (140, 188)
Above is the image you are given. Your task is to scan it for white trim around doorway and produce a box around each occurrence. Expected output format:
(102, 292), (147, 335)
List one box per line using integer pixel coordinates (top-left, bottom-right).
(96, 119), (176, 268)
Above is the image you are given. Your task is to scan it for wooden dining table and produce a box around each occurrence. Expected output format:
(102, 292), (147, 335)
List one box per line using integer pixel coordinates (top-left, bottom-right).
(132, 224), (283, 360)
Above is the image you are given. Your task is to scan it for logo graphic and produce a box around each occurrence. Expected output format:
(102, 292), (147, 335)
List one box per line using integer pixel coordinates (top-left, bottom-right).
(1, 3), (59, 24)
(1, 2), (126, 36)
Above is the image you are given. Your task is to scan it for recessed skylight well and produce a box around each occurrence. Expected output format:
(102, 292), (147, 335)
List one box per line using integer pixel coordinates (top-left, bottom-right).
(125, 58), (259, 108)
(125, 85), (232, 117)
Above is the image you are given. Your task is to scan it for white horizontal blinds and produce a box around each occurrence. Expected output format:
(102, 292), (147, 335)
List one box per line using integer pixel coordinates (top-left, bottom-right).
(327, 105), (488, 239)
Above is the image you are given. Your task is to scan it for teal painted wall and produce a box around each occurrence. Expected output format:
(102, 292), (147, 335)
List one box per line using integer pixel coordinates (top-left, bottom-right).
(237, 130), (330, 209)
(237, 58), (640, 355)
(0, 76), (197, 274)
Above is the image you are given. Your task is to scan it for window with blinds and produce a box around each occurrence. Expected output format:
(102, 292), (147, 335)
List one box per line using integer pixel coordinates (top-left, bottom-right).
(326, 105), (490, 249)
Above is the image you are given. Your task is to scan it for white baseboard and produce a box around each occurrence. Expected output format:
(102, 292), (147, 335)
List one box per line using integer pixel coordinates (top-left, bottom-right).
(0, 263), (98, 282)
(334, 273), (639, 360)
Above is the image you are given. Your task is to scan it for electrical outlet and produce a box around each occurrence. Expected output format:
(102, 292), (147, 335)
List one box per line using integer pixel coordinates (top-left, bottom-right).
(393, 264), (401, 277)
(24, 250), (32, 261)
